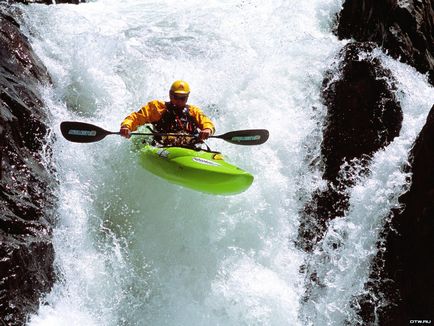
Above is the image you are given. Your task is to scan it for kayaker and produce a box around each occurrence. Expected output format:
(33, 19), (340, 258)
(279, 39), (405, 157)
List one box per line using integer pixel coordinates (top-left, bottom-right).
(120, 80), (215, 147)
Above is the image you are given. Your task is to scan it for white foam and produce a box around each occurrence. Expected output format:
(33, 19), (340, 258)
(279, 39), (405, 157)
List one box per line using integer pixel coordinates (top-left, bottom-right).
(17, 0), (434, 325)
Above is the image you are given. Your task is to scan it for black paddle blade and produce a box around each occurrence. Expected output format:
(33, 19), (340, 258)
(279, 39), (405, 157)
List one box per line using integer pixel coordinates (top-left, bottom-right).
(215, 129), (269, 145)
(60, 121), (114, 143)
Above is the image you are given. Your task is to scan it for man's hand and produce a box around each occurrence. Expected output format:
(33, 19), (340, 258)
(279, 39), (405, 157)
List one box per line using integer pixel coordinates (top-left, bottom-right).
(120, 126), (131, 139)
(199, 128), (212, 141)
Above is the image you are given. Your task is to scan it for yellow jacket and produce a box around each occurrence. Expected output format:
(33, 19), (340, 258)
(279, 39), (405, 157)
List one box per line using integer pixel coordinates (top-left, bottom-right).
(121, 100), (215, 133)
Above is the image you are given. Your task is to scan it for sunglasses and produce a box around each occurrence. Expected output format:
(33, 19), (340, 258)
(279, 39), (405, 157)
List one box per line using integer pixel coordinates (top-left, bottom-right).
(172, 94), (189, 100)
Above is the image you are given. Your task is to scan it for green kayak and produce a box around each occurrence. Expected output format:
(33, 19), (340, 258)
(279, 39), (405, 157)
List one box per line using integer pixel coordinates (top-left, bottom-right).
(139, 145), (254, 195)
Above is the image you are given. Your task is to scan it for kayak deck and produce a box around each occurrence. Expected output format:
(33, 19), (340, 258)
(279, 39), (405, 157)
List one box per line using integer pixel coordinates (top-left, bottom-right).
(139, 145), (253, 195)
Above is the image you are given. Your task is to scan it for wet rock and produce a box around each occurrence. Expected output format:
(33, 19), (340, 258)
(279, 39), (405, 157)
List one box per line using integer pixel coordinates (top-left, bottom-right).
(335, 0), (434, 322)
(337, 0), (434, 84)
(0, 7), (56, 325)
(355, 105), (434, 324)
(298, 42), (402, 252)
(321, 42), (403, 181)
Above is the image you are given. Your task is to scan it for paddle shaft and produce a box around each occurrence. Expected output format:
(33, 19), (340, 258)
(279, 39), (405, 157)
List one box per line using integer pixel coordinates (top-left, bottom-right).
(60, 121), (269, 145)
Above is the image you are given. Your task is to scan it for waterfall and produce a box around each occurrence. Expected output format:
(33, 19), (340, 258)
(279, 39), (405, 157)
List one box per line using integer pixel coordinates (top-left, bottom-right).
(16, 0), (433, 324)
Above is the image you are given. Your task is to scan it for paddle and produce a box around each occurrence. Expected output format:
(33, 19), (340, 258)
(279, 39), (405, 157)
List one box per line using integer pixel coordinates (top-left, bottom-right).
(60, 121), (269, 145)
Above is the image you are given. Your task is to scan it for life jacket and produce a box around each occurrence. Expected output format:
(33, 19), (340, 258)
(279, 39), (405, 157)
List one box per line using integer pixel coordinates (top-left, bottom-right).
(152, 102), (199, 146)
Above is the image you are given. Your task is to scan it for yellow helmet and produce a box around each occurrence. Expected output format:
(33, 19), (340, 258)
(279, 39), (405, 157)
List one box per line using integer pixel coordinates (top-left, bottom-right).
(170, 80), (190, 95)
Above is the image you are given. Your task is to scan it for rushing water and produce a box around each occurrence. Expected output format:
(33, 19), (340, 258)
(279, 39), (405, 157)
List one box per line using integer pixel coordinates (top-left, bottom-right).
(18, 0), (434, 325)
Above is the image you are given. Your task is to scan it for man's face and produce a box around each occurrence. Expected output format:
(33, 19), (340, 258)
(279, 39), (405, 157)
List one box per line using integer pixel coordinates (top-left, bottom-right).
(170, 92), (189, 109)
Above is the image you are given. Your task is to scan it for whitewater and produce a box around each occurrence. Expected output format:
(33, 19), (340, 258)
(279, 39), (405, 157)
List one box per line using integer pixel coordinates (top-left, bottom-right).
(17, 0), (433, 325)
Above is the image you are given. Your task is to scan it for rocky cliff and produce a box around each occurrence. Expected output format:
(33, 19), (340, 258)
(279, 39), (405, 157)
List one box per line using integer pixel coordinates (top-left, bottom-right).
(338, 0), (434, 85)
(336, 0), (434, 323)
(298, 0), (433, 323)
(356, 105), (434, 324)
(298, 42), (403, 252)
(0, 2), (82, 325)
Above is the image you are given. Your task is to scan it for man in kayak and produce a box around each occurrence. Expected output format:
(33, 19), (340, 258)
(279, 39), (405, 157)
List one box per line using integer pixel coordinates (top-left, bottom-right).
(120, 80), (215, 147)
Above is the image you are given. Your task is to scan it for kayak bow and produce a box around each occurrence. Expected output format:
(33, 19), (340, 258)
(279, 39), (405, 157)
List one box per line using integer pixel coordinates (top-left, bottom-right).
(139, 145), (253, 195)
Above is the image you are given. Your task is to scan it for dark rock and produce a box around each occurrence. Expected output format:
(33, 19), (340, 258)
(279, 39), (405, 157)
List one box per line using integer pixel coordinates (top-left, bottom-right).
(298, 42), (403, 252)
(337, 0), (434, 84)
(321, 42), (403, 182)
(335, 0), (434, 322)
(0, 7), (56, 325)
(355, 105), (434, 324)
